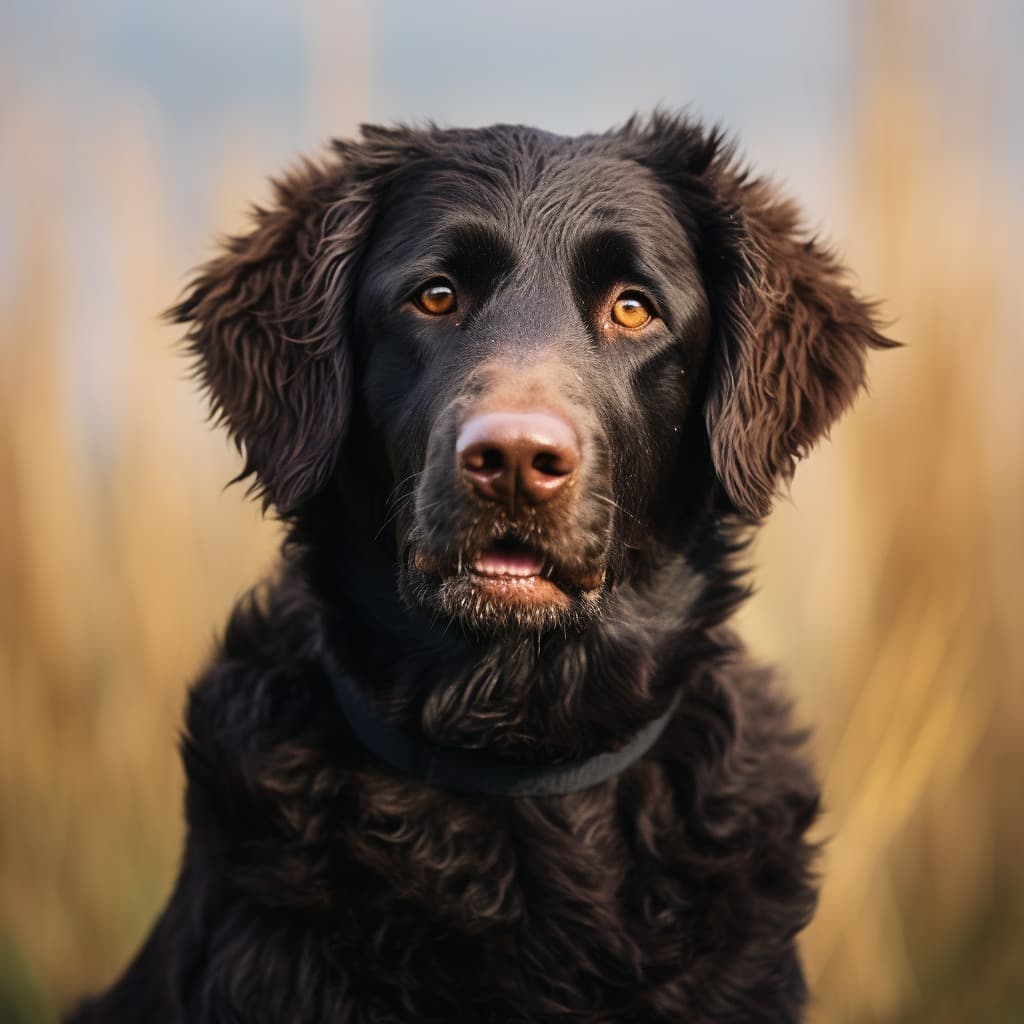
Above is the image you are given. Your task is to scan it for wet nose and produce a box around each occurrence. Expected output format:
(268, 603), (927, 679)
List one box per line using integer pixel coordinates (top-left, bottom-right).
(456, 410), (580, 507)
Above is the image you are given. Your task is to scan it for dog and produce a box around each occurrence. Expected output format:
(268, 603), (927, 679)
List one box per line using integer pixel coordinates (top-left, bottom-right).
(68, 113), (891, 1023)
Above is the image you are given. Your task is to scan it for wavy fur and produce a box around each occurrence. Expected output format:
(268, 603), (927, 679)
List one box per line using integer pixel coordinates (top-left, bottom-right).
(68, 114), (889, 1023)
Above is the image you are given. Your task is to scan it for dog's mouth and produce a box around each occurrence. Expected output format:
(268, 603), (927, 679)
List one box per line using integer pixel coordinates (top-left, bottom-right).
(410, 532), (605, 624)
(466, 537), (572, 608)
(472, 538), (546, 579)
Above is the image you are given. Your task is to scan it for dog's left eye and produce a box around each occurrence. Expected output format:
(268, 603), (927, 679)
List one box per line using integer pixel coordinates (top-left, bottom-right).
(610, 292), (654, 330)
(414, 280), (457, 316)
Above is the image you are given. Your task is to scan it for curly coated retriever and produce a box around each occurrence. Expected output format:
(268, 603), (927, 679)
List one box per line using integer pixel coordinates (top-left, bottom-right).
(68, 113), (891, 1023)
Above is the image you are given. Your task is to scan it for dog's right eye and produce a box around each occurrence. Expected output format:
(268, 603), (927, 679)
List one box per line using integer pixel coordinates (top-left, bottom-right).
(414, 280), (457, 316)
(610, 291), (654, 330)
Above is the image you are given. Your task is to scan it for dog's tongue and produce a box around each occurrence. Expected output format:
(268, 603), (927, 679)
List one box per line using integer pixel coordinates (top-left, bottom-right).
(473, 544), (545, 578)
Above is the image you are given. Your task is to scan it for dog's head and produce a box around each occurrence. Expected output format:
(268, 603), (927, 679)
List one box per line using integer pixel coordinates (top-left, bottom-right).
(172, 116), (889, 636)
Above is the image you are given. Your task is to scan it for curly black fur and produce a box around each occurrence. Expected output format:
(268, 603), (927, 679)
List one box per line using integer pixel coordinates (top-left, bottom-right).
(67, 113), (891, 1023)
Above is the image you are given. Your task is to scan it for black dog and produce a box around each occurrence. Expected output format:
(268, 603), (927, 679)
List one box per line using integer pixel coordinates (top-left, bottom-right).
(69, 113), (890, 1023)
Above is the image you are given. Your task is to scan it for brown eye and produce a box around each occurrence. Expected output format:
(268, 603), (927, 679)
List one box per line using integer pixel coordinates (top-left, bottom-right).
(415, 280), (457, 316)
(610, 292), (653, 330)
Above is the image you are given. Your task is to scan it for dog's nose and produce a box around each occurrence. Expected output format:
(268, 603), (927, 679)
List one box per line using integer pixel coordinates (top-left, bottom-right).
(457, 411), (580, 506)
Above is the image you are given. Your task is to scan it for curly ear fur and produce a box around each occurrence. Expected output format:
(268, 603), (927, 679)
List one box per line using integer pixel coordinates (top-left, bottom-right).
(168, 128), (418, 513)
(701, 164), (895, 518)
(630, 112), (895, 520)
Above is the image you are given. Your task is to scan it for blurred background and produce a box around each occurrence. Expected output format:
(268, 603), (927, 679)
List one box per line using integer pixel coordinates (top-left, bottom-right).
(1, 0), (1021, 1020)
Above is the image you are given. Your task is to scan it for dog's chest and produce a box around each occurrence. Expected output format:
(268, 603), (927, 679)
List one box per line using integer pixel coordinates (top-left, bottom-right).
(301, 772), (701, 1020)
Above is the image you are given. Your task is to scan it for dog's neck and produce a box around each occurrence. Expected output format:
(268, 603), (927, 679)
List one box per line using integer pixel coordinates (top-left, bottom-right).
(326, 649), (685, 794)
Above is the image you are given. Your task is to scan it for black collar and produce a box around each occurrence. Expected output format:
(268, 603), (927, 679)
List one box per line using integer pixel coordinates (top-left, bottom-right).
(327, 656), (681, 797)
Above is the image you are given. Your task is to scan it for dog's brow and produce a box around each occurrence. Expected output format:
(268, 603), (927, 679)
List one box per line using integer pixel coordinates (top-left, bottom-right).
(570, 224), (706, 329)
(574, 228), (641, 280)
(439, 220), (514, 267)
(397, 219), (515, 294)
(571, 227), (672, 302)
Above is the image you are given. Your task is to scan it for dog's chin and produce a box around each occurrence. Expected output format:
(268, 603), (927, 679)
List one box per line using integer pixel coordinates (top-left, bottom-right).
(404, 541), (605, 636)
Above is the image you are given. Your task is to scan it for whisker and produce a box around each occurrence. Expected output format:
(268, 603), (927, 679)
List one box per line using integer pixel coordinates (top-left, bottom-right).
(387, 468), (425, 496)
(374, 502), (411, 541)
(374, 497), (447, 542)
(594, 493), (641, 523)
(373, 472), (429, 541)
(383, 470), (425, 511)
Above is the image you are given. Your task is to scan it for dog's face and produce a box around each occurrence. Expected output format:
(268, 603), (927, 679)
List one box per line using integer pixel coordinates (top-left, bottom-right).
(172, 117), (889, 637)
(354, 141), (710, 632)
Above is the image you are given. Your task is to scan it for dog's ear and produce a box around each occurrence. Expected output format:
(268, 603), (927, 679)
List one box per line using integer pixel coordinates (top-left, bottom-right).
(168, 129), (415, 513)
(699, 165), (895, 519)
(633, 114), (895, 519)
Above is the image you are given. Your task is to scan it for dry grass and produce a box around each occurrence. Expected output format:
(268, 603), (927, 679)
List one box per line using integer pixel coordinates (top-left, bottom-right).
(1, 22), (1021, 1023)
(0, 111), (280, 1020)
(741, 29), (1024, 1022)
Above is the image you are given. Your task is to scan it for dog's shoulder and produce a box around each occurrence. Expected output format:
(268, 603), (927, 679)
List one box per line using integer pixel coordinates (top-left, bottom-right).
(668, 648), (820, 856)
(179, 572), (346, 877)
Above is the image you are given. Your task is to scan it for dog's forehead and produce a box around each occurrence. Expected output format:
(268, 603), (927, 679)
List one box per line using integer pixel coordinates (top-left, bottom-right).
(374, 130), (688, 254)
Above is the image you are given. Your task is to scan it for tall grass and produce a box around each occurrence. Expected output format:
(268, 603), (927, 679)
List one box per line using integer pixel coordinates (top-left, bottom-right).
(1, 19), (1021, 1024)
(0, 113), (280, 1020)
(741, 15), (1024, 1019)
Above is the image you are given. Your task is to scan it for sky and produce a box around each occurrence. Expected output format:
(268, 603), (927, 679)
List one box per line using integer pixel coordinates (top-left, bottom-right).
(4, 0), (1020, 242)
(3, 2), (868, 229)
